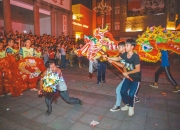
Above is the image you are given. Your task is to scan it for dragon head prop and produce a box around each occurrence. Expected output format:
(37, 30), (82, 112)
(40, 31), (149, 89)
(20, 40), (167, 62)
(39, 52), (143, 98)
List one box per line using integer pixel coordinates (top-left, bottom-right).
(74, 26), (119, 61)
(134, 26), (180, 62)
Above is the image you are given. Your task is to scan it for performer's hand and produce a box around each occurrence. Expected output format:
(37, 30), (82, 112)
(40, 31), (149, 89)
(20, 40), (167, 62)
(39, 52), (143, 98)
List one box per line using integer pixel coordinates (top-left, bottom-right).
(102, 54), (107, 59)
(123, 72), (129, 78)
(38, 89), (42, 95)
(108, 59), (113, 63)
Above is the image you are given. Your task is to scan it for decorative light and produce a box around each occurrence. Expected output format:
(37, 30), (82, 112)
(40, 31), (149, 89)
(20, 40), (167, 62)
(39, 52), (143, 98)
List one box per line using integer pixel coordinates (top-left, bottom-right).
(72, 14), (83, 20)
(93, 0), (112, 14)
(125, 28), (142, 32)
(166, 27), (175, 30)
(72, 22), (89, 28)
(93, 0), (112, 28)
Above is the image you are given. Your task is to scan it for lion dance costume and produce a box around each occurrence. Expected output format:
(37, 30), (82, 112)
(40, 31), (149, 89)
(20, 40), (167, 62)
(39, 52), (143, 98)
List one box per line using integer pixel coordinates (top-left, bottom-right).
(0, 56), (46, 96)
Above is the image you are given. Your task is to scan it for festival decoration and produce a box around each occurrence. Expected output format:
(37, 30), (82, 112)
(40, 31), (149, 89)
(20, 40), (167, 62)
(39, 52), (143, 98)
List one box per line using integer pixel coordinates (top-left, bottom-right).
(0, 56), (46, 96)
(74, 25), (119, 62)
(42, 70), (60, 92)
(135, 26), (180, 62)
(17, 57), (46, 83)
(0, 56), (16, 94)
(74, 26), (134, 81)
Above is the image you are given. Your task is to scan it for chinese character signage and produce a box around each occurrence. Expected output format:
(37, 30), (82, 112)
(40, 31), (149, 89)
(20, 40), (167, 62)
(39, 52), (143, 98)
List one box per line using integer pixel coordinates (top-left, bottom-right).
(43, 0), (70, 11)
(63, 15), (67, 35)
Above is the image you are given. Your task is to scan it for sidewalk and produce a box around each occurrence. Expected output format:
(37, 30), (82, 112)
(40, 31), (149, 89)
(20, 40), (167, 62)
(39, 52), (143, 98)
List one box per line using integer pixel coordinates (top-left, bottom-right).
(0, 62), (180, 130)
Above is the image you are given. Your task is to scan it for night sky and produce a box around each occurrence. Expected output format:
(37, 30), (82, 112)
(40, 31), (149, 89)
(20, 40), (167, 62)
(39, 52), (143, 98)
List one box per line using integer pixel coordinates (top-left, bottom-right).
(72, 0), (92, 9)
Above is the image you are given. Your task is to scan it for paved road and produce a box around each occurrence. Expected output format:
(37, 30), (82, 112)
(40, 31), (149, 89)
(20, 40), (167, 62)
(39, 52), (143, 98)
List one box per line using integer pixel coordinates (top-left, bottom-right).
(0, 62), (180, 130)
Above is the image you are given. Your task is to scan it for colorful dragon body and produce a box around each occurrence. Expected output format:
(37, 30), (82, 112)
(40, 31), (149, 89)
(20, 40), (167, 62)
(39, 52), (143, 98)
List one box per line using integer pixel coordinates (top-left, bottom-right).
(135, 26), (180, 62)
(74, 26), (119, 62)
(75, 26), (180, 75)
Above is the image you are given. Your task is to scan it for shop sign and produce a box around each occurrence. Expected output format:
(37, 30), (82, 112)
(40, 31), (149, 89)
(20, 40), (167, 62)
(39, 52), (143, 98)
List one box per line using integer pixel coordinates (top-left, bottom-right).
(63, 15), (67, 35)
(43, 0), (70, 11)
(72, 22), (89, 28)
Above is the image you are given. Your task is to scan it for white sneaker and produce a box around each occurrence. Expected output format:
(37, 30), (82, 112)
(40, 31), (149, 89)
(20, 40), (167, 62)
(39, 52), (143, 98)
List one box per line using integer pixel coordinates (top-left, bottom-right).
(149, 84), (158, 88)
(30, 88), (38, 91)
(128, 107), (134, 116)
(20, 93), (23, 96)
(0, 95), (4, 97)
(7, 93), (11, 95)
(121, 105), (129, 111)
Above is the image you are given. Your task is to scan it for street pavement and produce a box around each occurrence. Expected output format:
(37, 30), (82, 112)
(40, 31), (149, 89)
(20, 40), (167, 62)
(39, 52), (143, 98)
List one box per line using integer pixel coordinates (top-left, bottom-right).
(0, 61), (180, 130)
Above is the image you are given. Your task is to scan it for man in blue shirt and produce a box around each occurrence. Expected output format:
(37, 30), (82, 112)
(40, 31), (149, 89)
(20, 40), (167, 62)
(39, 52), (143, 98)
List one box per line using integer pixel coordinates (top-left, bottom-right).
(150, 50), (180, 93)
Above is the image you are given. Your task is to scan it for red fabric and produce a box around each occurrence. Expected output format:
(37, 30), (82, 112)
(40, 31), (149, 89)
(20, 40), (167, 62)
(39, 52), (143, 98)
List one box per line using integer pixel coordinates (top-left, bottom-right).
(0, 56), (46, 96)
(49, 50), (55, 59)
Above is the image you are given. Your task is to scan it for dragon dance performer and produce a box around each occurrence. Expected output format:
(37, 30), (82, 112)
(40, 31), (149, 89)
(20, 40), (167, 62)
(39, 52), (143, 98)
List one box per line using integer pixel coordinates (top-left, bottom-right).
(4, 38), (17, 96)
(19, 38), (38, 91)
(35, 45), (42, 58)
(0, 41), (5, 97)
(0, 41), (5, 59)
(150, 50), (180, 92)
(108, 39), (141, 116)
(13, 42), (20, 61)
(97, 56), (107, 84)
(107, 41), (140, 112)
(38, 60), (83, 116)
(19, 38), (35, 59)
(5, 38), (15, 56)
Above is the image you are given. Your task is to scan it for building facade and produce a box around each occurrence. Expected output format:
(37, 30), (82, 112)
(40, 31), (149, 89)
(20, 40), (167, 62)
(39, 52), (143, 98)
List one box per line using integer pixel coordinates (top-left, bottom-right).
(0, 0), (72, 37)
(92, 0), (178, 40)
(72, 4), (92, 39)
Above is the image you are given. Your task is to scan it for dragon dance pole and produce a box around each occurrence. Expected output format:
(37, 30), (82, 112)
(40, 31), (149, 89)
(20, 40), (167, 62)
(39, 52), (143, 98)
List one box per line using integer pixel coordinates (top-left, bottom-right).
(111, 62), (133, 81)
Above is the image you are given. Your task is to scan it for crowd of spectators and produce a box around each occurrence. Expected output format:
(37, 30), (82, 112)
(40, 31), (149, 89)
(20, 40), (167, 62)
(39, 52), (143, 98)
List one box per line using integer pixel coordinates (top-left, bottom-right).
(0, 26), (89, 68)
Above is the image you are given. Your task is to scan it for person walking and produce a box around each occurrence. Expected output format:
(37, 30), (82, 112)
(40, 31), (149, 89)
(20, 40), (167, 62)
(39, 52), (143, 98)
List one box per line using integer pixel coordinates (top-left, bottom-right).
(150, 50), (180, 92)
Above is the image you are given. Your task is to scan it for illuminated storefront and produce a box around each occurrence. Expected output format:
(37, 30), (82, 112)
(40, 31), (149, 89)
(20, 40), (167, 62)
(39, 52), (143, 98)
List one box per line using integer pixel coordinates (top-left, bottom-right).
(72, 4), (92, 40)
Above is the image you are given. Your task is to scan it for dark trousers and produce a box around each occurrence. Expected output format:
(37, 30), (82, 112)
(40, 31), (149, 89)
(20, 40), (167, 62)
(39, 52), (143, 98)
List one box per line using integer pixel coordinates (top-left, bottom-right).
(45, 90), (80, 112)
(97, 61), (107, 82)
(61, 55), (66, 68)
(121, 78), (140, 107)
(45, 93), (53, 113)
(155, 66), (177, 86)
(55, 58), (60, 66)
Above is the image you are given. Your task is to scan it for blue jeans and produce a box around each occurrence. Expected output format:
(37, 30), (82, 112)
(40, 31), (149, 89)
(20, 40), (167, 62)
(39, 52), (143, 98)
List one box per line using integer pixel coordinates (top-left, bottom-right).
(115, 78), (125, 106)
(97, 61), (107, 82)
(61, 55), (66, 68)
(59, 91), (80, 104)
(121, 78), (140, 107)
(45, 90), (80, 112)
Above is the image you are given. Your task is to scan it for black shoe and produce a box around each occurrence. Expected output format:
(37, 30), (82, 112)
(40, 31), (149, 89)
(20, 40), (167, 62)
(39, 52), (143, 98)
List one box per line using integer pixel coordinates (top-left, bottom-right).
(135, 97), (140, 103)
(79, 100), (83, 105)
(45, 110), (51, 116)
(110, 105), (120, 112)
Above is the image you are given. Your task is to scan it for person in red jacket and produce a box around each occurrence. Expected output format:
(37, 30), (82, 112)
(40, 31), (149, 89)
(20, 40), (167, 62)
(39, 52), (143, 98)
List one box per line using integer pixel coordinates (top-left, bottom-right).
(48, 47), (55, 60)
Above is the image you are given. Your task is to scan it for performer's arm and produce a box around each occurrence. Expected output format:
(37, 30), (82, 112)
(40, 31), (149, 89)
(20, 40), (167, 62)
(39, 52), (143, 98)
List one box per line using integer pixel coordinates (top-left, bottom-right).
(19, 48), (23, 60)
(107, 56), (121, 61)
(5, 48), (13, 56)
(123, 64), (140, 77)
(102, 54), (121, 62)
(123, 65), (130, 79)
(56, 68), (62, 77)
(38, 70), (47, 94)
(108, 59), (125, 68)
